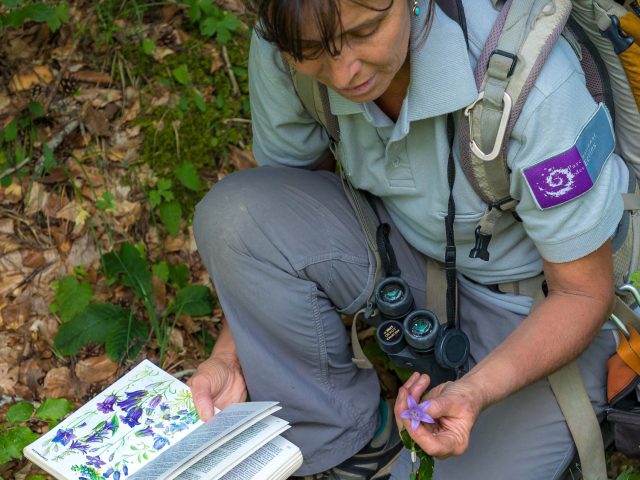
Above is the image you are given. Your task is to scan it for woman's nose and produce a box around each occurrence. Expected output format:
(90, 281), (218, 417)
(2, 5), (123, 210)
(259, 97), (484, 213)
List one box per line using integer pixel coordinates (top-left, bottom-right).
(326, 48), (362, 90)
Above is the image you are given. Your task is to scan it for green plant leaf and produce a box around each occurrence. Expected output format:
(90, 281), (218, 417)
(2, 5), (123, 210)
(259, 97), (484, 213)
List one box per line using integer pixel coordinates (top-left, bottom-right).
(2, 0), (20, 8)
(35, 398), (75, 421)
(54, 303), (126, 356)
(153, 261), (170, 283)
(28, 101), (45, 118)
(172, 64), (190, 86)
(102, 243), (152, 301)
(168, 263), (189, 288)
(4, 120), (17, 142)
(617, 469), (640, 480)
(51, 275), (93, 323)
(142, 38), (155, 55)
(192, 90), (206, 113)
(96, 191), (115, 212)
(105, 311), (149, 362)
(42, 144), (57, 171)
(159, 200), (182, 236)
(169, 285), (214, 316)
(174, 162), (202, 192)
(0, 427), (39, 463)
(27, 475), (48, 480)
(7, 402), (34, 424)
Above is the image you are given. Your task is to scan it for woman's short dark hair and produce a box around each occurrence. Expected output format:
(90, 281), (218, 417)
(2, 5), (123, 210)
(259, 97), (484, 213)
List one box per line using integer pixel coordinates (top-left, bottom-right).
(247, 0), (434, 62)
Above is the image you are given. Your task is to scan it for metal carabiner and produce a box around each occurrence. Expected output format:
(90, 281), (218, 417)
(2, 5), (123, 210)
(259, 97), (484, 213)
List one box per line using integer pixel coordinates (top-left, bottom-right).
(464, 91), (513, 162)
(610, 313), (631, 339)
(617, 283), (640, 306)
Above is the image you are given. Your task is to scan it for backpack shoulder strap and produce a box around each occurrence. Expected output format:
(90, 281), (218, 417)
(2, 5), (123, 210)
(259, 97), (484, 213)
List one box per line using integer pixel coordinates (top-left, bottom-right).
(459, 0), (572, 260)
(286, 62), (341, 143)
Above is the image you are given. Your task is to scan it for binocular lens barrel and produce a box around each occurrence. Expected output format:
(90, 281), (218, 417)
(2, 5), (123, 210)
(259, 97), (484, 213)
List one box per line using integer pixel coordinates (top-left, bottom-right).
(374, 277), (414, 320)
(376, 320), (406, 355)
(403, 310), (439, 351)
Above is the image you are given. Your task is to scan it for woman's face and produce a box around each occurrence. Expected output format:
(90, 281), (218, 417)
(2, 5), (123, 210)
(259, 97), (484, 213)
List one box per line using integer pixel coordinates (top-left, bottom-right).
(286, 0), (411, 103)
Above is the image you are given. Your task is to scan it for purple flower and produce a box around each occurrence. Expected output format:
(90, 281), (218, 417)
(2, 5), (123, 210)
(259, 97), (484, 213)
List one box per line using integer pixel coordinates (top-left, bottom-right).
(145, 395), (162, 415)
(69, 440), (88, 453)
(86, 415), (119, 443)
(120, 406), (143, 427)
(153, 435), (170, 450)
(117, 390), (147, 412)
(135, 426), (154, 437)
(400, 396), (435, 431)
(52, 428), (76, 446)
(86, 455), (105, 468)
(97, 394), (118, 413)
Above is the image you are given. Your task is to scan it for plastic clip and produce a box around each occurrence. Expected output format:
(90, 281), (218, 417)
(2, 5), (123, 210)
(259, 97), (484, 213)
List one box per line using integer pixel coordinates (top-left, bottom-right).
(469, 226), (491, 261)
(601, 15), (634, 54)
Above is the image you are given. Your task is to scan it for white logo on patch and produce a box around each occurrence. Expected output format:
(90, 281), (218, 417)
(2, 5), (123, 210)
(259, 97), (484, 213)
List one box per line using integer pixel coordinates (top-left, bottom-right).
(543, 167), (575, 197)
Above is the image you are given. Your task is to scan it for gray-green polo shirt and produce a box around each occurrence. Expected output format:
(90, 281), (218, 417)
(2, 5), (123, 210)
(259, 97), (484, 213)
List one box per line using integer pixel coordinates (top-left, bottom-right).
(248, 0), (626, 286)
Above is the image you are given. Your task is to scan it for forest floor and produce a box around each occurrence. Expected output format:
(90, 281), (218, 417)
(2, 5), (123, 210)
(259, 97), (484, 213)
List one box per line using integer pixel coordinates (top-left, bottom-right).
(0, 1), (639, 479)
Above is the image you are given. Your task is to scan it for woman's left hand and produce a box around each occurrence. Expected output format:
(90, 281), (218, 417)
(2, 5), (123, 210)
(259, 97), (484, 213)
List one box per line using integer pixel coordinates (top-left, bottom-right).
(394, 372), (484, 459)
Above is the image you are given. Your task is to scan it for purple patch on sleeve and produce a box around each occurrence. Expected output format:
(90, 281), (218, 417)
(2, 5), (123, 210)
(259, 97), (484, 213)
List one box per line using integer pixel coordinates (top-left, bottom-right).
(523, 146), (593, 209)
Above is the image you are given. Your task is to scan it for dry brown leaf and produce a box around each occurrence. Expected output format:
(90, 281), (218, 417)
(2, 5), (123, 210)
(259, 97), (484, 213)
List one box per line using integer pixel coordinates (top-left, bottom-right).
(121, 99), (141, 124)
(168, 328), (184, 350)
(67, 233), (100, 269)
(0, 90), (11, 112)
(152, 276), (167, 311)
(22, 250), (45, 269)
(206, 45), (224, 73)
(25, 182), (49, 216)
(0, 362), (19, 396)
(0, 301), (31, 330)
(178, 314), (200, 334)
(152, 46), (176, 62)
(0, 179), (23, 204)
(113, 200), (142, 230)
(83, 105), (111, 137)
(43, 367), (76, 399)
(188, 225), (198, 253)
(0, 332), (21, 364)
(228, 146), (256, 171)
(55, 199), (79, 222)
(70, 70), (113, 85)
(75, 355), (118, 383)
(19, 358), (45, 393)
(0, 218), (13, 234)
(0, 235), (21, 255)
(164, 236), (186, 253)
(8, 66), (54, 93)
(75, 88), (122, 108)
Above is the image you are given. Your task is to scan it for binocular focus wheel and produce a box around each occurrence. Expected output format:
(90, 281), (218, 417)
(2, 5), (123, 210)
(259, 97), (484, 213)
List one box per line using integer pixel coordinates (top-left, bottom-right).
(435, 329), (470, 370)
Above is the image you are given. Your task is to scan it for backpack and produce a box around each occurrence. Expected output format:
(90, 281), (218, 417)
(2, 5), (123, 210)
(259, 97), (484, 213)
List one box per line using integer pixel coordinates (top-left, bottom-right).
(286, 0), (640, 477)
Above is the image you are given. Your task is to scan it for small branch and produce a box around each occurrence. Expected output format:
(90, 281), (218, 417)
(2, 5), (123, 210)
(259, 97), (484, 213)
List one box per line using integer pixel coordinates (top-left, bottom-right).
(221, 45), (240, 97)
(223, 118), (251, 125)
(0, 120), (79, 180)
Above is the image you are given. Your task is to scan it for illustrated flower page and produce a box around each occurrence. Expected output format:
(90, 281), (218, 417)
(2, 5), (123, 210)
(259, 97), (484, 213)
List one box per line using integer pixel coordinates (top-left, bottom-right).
(26, 360), (202, 480)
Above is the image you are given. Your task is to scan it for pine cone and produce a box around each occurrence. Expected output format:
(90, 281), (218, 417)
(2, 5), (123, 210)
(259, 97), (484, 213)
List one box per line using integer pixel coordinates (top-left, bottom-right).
(29, 83), (46, 101)
(60, 77), (77, 96)
(159, 26), (179, 48)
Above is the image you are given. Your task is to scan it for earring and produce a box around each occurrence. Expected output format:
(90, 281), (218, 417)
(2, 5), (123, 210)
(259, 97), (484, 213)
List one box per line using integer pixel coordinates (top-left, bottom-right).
(412, 0), (421, 16)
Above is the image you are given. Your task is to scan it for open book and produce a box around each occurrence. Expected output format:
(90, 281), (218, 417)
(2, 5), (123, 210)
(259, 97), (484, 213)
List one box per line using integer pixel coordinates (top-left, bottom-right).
(24, 360), (303, 480)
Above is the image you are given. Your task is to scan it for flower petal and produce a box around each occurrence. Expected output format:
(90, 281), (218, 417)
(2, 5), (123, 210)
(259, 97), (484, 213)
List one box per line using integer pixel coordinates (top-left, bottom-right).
(420, 412), (435, 424)
(410, 418), (420, 431)
(400, 410), (413, 420)
(418, 399), (432, 410)
(407, 395), (417, 410)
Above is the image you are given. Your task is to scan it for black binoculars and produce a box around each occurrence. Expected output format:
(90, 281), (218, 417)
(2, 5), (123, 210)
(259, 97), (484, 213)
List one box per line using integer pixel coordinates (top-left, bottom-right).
(368, 276), (470, 387)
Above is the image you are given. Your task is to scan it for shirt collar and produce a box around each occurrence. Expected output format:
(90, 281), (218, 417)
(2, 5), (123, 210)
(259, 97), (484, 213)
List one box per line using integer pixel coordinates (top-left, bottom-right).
(327, 4), (478, 120)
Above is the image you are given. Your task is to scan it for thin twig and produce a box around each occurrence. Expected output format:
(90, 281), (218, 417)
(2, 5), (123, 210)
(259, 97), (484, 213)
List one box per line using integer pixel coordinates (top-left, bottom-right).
(0, 120), (80, 180)
(221, 45), (240, 96)
(172, 368), (197, 380)
(223, 118), (251, 125)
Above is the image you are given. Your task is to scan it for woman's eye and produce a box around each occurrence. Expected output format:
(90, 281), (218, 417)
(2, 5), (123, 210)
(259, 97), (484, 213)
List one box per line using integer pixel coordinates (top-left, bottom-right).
(350, 23), (380, 39)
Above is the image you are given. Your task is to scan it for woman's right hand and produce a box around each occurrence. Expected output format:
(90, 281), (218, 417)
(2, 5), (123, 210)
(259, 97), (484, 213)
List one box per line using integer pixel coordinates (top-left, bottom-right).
(188, 352), (247, 421)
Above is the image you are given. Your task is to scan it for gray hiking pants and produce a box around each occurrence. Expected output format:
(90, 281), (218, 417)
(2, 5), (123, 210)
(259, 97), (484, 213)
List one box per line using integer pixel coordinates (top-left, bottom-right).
(193, 166), (616, 479)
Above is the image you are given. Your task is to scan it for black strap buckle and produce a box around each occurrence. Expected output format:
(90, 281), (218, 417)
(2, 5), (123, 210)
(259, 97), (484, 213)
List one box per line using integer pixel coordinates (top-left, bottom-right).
(445, 245), (457, 270)
(489, 49), (518, 78)
(489, 195), (515, 212)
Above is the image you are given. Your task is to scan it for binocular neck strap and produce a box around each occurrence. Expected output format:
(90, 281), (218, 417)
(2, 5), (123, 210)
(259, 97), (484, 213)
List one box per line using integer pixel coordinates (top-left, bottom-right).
(444, 114), (459, 330)
(376, 222), (401, 278)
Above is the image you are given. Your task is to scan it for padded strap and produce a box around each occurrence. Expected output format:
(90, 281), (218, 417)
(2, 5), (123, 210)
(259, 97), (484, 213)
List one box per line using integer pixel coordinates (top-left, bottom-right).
(617, 327), (640, 375)
(426, 258), (448, 324)
(351, 310), (374, 369)
(548, 363), (608, 480)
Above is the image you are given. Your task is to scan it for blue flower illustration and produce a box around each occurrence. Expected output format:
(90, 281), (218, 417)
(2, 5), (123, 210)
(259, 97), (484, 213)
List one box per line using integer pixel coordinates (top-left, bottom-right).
(153, 435), (170, 450)
(86, 415), (119, 443)
(135, 426), (154, 437)
(69, 440), (89, 453)
(86, 455), (105, 468)
(120, 406), (143, 427)
(117, 390), (146, 412)
(52, 428), (76, 446)
(97, 394), (118, 413)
